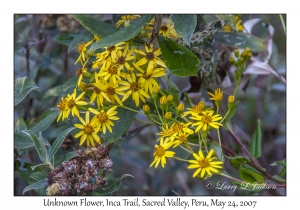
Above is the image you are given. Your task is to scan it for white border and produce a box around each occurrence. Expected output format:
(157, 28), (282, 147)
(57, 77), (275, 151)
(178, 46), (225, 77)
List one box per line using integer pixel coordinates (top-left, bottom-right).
(5, 0), (295, 209)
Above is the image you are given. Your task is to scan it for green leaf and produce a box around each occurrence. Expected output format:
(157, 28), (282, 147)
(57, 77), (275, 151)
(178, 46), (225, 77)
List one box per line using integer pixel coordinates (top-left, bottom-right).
(31, 164), (51, 171)
(22, 179), (48, 195)
(49, 127), (75, 159)
(68, 30), (92, 53)
(226, 102), (240, 120)
(14, 77), (39, 106)
(31, 110), (59, 135)
(249, 119), (262, 158)
(15, 117), (27, 133)
(52, 33), (78, 46)
(88, 15), (154, 53)
(21, 131), (48, 164)
(239, 163), (264, 183)
(209, 141), (224, 162)
(55, 151), (78, 167)
(270, 159), (286, 167)
(43, 77), (77, 99)
(120, 125), (149, 141)
(214, 32), (266, 52)
(172, 15), (197, 46)
(28, 171), (49, 183)
(73, 15), (118, 38)
(101, 100), (139, 143)
(158, 36), (200, 77)
(230, 156), (250, 168)
(92, 173), (134, 195)
(14, 132), (34, 149)
(272, 175), (286, 183)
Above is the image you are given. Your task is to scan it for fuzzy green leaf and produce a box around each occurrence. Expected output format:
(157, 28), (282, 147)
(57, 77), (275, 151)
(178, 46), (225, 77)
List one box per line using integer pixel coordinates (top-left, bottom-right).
(73, 15), (118, 38)
(230, 156), (250, 168)
(49, 127), (75, 159)
(30, 110), (59, 135)
(158, 36), (200, 77)
(21, 131), (48, 163)
(43, 77), (77, 99)
(172, 15), (197, 46)
(15, 117), (27, 133)
(239, 163), (264, 183)
(22, 179), (48, 195)
(214, 32), (266, 52)
(88, 15), (154, 53)
(14, 77), (39, 106)
(52, 33), (78, 46)
(249, 119), (262, 158)
(14, 132), (34, 149)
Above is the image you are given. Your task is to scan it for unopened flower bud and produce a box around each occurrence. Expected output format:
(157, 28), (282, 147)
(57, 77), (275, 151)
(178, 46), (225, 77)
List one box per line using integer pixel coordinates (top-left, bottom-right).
(152, 85), (160, 100)
(160, 96), (167, 110)
(176, 103), (184, 115)
(83, 72), (92, 78)
(245, 51), (252, 60)
(229, 57), (235, 65)
(165, 112), (172, 120)
(245, 47), (251, 52)
(167, 95), (173, 102)
(241, 50), (247, 58)
(228, 95), (235, 109)
(143, 104), (150, 115)
(234, 49), (240, 58)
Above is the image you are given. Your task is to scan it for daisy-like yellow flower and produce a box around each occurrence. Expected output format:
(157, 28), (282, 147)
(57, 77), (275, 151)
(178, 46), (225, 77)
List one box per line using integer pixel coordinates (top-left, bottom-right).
(171, 122), (193, 136)
(119, 73), (150, 107)
(156, 123), (176, 143)
(207, 88), (223, 106)
(74, 39), (94, 67)
(98, 62), (126, 85)
(89, 106), (119, 134)
(97, 42), (127, 64)
(57, 97), (69, 122)
(188, 149), (223, 178)
(66, 89), (88, 118)
(172, 127), (194, 148)
(101, 80), (127, 106)
(114, 43), (135, 71)
(223, 15), (244, 32)
(74, 111), (101, 147)
(182, 101), (206, 117)
(134, 63), (166, 94)
(115, 15), (141, 28)
(75, 68), (87, 87)
(90, 79), (111, 108)
(150, 139), (175, 168)
(147, 18), (178, 39)
(135, 43), (166, 75)
(189, 110), (223, 132)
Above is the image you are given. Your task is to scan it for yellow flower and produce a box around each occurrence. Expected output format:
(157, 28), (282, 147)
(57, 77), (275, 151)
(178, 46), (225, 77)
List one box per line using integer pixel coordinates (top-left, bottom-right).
(98, 62), (126, 85)
(156, 123), (176, 142)
(115, 15), (141, 28)
(134, 63), (166, 93)
(148, 18), (178, 39)
(135, 43), (166, 75)
(89, 106), (119, 134)
(182, 101), (206, 117)
(189, 110), (223, 132)
(171, 122), (193, 136)
(90, 80), (111, 108)
(75, 68), (87, 87)
(150, 139), (175, 168)
(115, 43), (135, 71)
(57, 97), (69, 122)
(119, 73), (150, 107)
(172, 127), (193, 148)
(74, 111), (101, 147)
(223, 15), (244, 32)
(207, 88), (223, 106)
(74, 39), (94, 67)
(101, 80), (127, 106)
(188, 149), (223, 178)
(65, 89), (88, 118)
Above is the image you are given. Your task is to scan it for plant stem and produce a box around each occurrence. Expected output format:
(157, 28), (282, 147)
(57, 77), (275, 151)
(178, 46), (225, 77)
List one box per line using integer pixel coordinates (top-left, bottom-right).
(173, 156), (189, 162)
(134, 118), (154, 125)
(179, 145), (193, 154)
(279, 14), (286, 34)
(154, 98), (164, 124)
(216, 106), (222, 147)
(220, 108), (231, 124)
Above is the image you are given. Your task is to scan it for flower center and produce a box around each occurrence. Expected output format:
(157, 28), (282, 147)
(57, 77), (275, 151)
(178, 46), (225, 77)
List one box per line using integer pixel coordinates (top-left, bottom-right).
(57, 98), (68, 111)
(83, 124), (94, 135)
(178, 135), (187, 143)
(118, 56), (125, 65)
(130, 82), (140, 91)
(67, 99), (76, 109)
(76, 68), (83, 76)
(146, 52), (155, 61)
(93, 86), (101, 95)
(106, 87), (115, 95)
(97, 112), (108, 123)
(155, 145), (165, 157)
(201, 114), (212, 124)
(172, 123), (184, 133)
(107, 45), (115, 52)
(161, 25), (168, 32)
(108, 65), (118, 75)
(143, 72), (152, 79)
(198, 159), (210, 168)
(77, 43), (85, 53)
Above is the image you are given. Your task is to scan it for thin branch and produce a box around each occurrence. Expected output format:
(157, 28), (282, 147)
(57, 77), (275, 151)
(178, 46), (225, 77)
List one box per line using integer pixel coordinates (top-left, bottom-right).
(149, 15), (163, 45)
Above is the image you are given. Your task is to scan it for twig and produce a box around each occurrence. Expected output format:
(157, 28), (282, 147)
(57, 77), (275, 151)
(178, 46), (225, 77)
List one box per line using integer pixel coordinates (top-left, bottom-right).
(149, 15), (163, 45)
